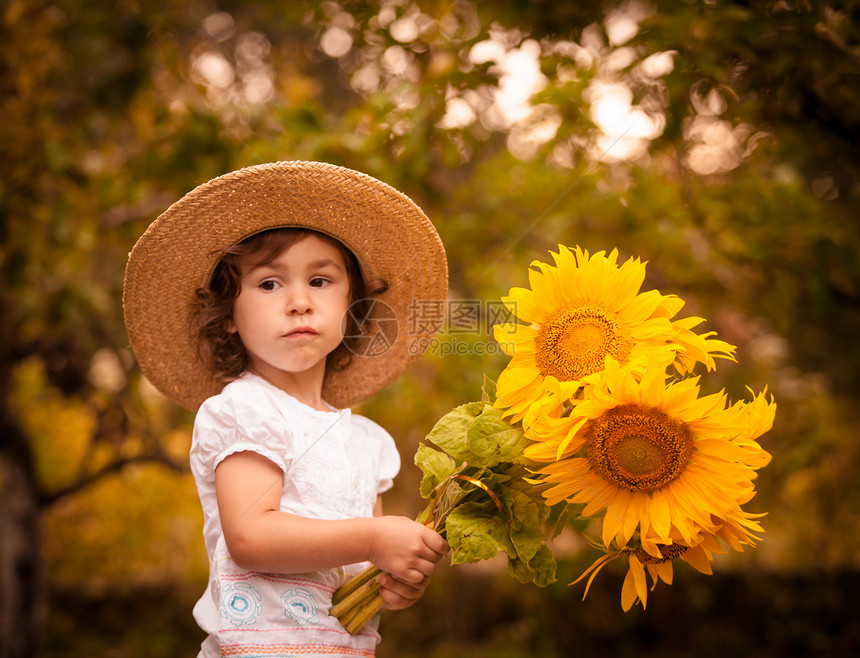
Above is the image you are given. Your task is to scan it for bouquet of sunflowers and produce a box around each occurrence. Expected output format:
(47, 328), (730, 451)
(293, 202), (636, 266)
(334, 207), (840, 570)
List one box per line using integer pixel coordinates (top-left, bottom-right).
(333, 246), (775, 631)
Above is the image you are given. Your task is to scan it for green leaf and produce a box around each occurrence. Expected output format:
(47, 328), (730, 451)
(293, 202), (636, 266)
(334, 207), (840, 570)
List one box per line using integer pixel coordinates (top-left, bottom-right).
(506, 557), (533, 584)
(425, 401), (484, 462)
(509, 488), (551, 531)
(465, 405), (531, 467)
(547, 501), (583, 540)
(509, 524), (545, 564)
(506, 490), (551, 563)
(425, 402), (532, 468)
(445, 502), (506, 565)
(506, 543), (557, 587)
(481, 375), (497, 404)
(413, 443), (457, 498)
(528, 544), (558, 587)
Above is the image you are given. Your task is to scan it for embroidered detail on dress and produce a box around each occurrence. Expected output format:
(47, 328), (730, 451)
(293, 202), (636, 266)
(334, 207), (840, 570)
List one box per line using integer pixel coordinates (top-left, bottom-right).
(221, 571), (337, 594)
(220, 644), (374, 656)
(281, 588), (319, 626)
(221, 583), (263, 626)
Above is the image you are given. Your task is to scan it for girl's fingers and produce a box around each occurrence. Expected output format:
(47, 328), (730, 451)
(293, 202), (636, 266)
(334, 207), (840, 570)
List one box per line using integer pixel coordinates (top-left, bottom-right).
(421, 529), (450, 557)
(393, 555), (437, 582)
(383, 573), (427, 593)
(379, 589), (412, 610)
(429, 534), (450, 556)
(379, 574), (425, 607)
(401, 565), (431, 584)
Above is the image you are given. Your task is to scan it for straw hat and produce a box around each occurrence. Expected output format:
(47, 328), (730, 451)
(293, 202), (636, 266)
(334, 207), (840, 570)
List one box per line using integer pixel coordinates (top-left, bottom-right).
(123, 161), (448, 411)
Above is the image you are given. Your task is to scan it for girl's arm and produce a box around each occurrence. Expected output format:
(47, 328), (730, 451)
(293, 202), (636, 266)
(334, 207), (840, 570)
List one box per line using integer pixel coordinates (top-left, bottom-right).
(215, 450), (447, 597)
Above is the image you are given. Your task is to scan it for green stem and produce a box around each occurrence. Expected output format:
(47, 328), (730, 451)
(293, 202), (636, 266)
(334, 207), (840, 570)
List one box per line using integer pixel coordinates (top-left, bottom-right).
(332, 565), (381, 605)
(330, 574), (380, 618)
(343, 594), (385, 635)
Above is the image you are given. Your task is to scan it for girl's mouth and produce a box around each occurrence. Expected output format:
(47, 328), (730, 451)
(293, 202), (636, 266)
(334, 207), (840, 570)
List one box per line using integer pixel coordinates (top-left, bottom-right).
(285, 327), (317, 337)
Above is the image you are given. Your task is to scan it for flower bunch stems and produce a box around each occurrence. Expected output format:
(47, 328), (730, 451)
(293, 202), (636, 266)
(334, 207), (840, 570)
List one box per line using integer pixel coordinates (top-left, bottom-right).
(330, 565), (384, 634)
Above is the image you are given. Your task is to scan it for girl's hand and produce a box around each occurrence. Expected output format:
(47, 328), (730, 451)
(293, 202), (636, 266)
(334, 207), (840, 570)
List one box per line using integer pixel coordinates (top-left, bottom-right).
(366, 516), (448, 608)
(378, 571), (433, 611)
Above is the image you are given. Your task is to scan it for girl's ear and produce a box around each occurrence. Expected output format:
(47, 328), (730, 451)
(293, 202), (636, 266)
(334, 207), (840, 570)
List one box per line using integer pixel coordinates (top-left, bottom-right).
(226, 317), (237, 334)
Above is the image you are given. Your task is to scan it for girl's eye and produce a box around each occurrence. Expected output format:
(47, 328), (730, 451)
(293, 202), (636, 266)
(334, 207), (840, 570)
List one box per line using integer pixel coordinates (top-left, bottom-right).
(309, 277), (328, 288)
(260, 280), (280, 291)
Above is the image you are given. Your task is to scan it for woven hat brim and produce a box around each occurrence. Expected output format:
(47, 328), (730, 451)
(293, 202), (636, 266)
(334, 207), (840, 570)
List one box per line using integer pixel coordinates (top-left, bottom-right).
(123, 161), (448, 411)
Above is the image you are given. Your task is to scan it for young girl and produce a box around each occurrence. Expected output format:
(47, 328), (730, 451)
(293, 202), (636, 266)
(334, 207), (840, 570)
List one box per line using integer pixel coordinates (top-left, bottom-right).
(123, 161), (450, 657)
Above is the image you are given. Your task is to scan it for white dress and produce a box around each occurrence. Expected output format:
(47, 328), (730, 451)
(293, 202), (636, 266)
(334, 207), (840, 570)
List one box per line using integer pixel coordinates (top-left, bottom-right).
(189, 373), (401, 657)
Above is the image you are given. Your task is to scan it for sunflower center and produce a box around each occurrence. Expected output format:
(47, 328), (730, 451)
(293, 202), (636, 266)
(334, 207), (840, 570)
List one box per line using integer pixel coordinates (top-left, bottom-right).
(534, 304), (633, 382)
(614, 434), (666, 475)
(586, 404), (693, 492)
(634, 544), (689, 565)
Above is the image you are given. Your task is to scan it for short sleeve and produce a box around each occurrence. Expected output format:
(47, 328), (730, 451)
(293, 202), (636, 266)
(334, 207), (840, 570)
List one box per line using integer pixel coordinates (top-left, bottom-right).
(191, 383), (293, 477)
(351, 415), (400, 495)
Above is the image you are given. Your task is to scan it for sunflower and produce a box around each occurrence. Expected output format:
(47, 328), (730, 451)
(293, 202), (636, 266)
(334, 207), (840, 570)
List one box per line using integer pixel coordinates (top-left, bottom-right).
(492, 246), (736, 422)
(574, 530), (727, 611)
(523, 353), (775, 550)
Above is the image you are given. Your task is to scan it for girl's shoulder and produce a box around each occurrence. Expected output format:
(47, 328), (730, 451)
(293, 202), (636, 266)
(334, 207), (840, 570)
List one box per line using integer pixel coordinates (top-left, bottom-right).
(349, 412), (392, 440)
(348, 413), (400, 480)
(198, 372), (277, 412)
(191, 374), (298, 474)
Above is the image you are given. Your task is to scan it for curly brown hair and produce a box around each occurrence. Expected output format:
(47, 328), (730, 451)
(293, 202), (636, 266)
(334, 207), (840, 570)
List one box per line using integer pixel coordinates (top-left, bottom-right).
(191, 228), (386, 384)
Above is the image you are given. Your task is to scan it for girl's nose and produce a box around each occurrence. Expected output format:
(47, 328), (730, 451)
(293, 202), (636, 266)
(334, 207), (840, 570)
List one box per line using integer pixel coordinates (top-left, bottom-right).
(286, 286), (312, 314)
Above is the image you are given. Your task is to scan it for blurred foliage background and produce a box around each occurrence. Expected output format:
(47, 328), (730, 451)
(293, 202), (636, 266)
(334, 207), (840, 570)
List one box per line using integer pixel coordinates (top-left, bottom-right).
(1, 0), (859, 656)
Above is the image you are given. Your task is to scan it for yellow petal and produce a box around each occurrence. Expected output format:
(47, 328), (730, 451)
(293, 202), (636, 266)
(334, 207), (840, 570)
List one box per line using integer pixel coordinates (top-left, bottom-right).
(649, 489), (672, 541)
(503, 287), (544, 323)
(624, 554), (649, 610)
(602, 488), (631, 547)
(630, 555), (649, 606)
(681, 543), (713, 575)
(622, 492), (646, 544)
(651, 560), (674, 586)
(572, 550), (622, 601)
(620, 566), (638, 612)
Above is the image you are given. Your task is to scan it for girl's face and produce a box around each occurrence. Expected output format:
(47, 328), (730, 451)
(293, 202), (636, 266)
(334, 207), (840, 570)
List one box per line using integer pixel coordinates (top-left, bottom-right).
(229, 234), (351, 385)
